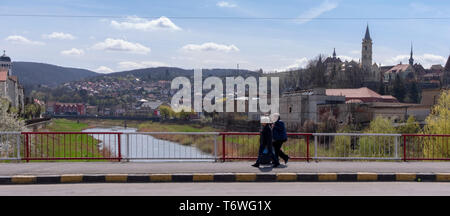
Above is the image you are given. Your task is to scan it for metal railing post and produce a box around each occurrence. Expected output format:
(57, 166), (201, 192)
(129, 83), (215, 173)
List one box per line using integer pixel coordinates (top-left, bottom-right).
(117, 133), (122, 162)
(394, 135), (398, 160)
(306, 135), (310, 162)
(214, 134), (218, 162)
(126, 133), (130, 162)
(403, 135), (407, 162)
(314, 135), (318, 161)
(222, 134), (226, 162)
(16, 134), (21, 161)
(25, 133), (29, 163)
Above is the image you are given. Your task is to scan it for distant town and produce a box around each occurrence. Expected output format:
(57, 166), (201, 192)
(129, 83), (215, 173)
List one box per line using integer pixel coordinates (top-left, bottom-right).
(1, 25), (449, 132)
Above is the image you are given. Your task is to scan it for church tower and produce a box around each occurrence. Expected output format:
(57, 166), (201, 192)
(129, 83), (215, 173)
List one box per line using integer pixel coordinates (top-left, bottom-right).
(0, 50), (12, 76)
(361, 24), (372, 70)
(409, 42), (414, 65)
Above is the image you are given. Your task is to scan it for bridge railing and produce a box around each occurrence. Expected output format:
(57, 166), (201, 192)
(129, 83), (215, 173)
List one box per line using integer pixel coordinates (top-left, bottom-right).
(0, 131), (449, 162)
(219, 132), (312, 161)
(21, 132), (122, 162)
(0, 132), (21, 161)
(311, 133), (402, 160)
(122, 132), (219, 161)
(403, 134), (450, 161)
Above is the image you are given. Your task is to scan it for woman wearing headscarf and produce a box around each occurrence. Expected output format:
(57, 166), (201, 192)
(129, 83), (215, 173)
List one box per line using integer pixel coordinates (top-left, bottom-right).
(252, 116), (280, 168)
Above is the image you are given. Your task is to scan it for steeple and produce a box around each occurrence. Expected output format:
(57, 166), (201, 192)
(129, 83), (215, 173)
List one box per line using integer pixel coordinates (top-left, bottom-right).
(364, 24), (371, 41)
(333, 48), (336, 58)
(409, 42), (414, 65)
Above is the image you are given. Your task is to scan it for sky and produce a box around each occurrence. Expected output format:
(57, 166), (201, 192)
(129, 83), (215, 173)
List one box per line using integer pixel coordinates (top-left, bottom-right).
(0, 0), (449, 73)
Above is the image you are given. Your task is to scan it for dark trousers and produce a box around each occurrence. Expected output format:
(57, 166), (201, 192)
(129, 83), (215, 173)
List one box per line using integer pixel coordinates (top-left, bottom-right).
(256, 144), (279, 165)
(273, 140), (289, 161)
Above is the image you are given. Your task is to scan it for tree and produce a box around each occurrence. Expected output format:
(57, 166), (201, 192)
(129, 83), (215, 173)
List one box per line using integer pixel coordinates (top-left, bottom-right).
(398, 116), (420, 134)
(422, 90), (450, 158)
(392, 74), (406, 102)
(0, 98), (25, 131)
(406, 81), (419, 103)
(358, 116), (397, 157)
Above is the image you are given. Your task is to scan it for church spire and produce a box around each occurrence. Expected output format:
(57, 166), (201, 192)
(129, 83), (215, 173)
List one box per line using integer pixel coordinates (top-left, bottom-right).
(409, 42), (414, 65)
(364, 24), (371, 40)
(333, 48), (336, 58)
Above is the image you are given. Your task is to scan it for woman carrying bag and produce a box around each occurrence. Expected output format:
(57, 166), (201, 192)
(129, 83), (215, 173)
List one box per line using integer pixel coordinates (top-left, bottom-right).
(252, 116), (280, 168)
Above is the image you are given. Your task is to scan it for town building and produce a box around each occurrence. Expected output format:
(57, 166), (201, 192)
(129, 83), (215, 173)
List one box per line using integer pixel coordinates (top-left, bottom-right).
(0, 51), (24, 112)
(279, 88), (346, 131)
(46, 102), (86, 115)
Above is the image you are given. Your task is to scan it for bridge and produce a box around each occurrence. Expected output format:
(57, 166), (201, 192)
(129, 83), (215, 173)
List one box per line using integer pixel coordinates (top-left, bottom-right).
(0, 131), (449, 162)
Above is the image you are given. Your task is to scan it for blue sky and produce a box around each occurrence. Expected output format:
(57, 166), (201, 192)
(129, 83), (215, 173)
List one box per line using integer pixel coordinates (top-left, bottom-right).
(0, 0), (449, 73)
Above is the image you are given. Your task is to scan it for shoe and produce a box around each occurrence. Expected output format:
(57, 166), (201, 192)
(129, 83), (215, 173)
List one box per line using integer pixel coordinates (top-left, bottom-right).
(251, 163), (260, 168)
(284, 156), (290, 164)
(272, 163), (280, 168)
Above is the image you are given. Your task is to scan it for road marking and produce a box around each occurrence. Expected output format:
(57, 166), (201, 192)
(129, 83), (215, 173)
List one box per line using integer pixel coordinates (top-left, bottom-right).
(396, 173), (416, 181)
(235, 173), (257, 181)
(318, 173), (337, 181)
(276, 173), (297, 181)
(60, 174), (83, 183)
(357, 172), (378, 181)
(193, 174), (213, 182)
(436, 173), (450, 181)
(105, 174), (128, 182)
(11, 175), (36, 184)
(150, 174), (172, 182)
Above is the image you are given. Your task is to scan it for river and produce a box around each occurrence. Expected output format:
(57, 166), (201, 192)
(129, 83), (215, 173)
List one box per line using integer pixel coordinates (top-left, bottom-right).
(82, 127), (214, 162)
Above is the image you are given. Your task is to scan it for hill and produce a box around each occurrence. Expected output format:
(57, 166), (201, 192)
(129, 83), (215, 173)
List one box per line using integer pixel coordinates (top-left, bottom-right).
(12, 62), (99, 91)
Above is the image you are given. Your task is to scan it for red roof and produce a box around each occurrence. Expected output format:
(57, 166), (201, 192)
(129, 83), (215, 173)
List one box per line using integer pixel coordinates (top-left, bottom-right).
(326, 87), (381, 98)
(326, 87), (398, 103)
(386, 64), (411, 74)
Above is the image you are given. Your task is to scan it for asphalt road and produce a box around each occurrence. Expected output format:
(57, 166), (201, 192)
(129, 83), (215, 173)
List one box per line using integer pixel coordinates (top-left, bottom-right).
(1, 162), (450, 175)
(1, 182), (450, 196)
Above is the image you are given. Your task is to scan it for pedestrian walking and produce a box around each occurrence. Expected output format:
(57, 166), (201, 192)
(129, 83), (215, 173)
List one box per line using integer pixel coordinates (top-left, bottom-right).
(270, 113), (290, 164)
(252, 116), (280, 168)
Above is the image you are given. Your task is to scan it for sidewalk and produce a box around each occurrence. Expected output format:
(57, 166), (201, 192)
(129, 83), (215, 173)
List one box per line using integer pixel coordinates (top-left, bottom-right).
(1, 161), (450, 175)
(1, 162), (449, 184)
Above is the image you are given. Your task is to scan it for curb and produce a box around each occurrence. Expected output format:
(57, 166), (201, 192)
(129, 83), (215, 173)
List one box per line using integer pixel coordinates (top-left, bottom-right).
(1, 173), (450, 184)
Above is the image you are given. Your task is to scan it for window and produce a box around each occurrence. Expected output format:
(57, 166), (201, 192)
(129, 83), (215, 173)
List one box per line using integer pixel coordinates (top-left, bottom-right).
(289, 106), (292, 113)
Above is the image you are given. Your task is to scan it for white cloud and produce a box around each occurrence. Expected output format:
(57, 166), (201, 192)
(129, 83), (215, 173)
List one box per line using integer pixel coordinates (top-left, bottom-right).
(337, 55), (358, 62)
(181, 42), (239, 52)
(217, 1), (237, 8)
(61, 48), (84, 56)
(5, 35), (44, 45)
(43, 32), (76, 40)
(92, 38), (151, 54)
(110, 16), (181, 31)
(95, 66), (114, 73)
(275, 57), (309, 72)
(297, 0), (338, 24)
(384, 53), (447, 68)
(118, 61), (169, 70)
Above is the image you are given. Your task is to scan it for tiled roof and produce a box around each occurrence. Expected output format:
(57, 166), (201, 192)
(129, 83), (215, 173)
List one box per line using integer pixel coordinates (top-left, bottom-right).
(326, 87), (398, 102)
(385, 64), (411, 74)
(326, 87), (381, 98)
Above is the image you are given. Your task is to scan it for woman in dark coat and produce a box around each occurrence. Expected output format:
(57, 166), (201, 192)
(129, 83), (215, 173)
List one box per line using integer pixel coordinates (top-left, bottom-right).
(252, 116), (280, 168)
(270, 113), (289, 164)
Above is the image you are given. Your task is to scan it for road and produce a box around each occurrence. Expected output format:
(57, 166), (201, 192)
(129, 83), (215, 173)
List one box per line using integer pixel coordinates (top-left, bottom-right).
(1, 182), (450, 196)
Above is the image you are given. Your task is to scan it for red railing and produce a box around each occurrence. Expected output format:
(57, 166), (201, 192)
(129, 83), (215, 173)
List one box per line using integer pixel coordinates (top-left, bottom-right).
(15, 132), (450, 162)
(21, 132), (122, 162)
(219, 132), (312, 162)
(403, 134), (450, 161)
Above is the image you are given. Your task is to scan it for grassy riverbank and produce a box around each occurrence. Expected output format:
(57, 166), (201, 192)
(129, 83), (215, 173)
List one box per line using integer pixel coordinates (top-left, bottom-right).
(33, 119), (104, 161)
